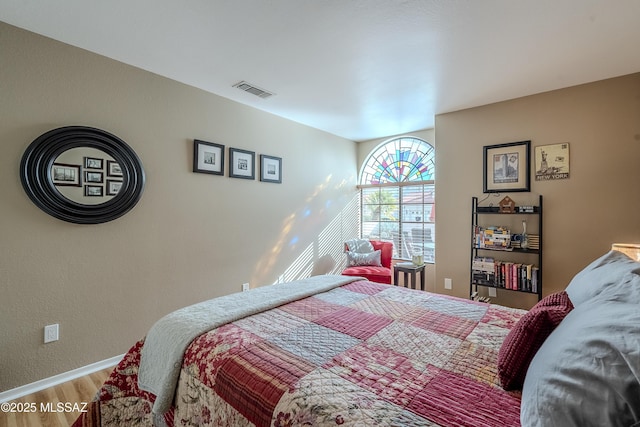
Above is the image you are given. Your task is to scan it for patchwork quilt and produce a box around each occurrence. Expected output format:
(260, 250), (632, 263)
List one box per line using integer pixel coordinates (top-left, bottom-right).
(74, 279), (525, 427)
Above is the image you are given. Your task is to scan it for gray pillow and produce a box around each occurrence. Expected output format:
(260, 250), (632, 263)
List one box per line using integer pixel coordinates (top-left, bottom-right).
(346, 250), (382, 267)
(521, 272), (640, 427)
(565, 250), (640, 306)
(344, 238), (374, 254)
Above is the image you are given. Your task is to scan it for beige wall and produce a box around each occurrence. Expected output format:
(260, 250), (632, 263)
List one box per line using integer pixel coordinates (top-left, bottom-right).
(0, 23), (358, 391)
(434, 73), (640, 309)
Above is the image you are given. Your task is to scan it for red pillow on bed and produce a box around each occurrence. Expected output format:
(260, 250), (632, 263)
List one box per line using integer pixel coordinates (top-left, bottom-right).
(497, 291), (574, 390)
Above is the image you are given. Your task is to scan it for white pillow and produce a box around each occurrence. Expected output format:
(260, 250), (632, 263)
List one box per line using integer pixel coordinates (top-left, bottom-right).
(565, 250), (640, 306)
(521, 273), (640, 426)
(346, 250), (382, 267)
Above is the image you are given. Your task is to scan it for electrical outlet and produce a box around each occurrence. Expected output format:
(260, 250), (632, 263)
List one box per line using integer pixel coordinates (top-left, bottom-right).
(488, 287), (497, 298)
(242, 283), (250, 292)
(444, 278), (452, 290)
(44, 324), (59, 343)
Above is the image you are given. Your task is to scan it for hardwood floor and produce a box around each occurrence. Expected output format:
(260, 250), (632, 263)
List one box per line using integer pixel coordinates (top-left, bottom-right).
(0, 367), (113, 427)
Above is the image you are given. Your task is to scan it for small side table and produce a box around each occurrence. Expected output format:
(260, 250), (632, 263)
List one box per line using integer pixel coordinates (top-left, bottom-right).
(394, 262), (426, 291)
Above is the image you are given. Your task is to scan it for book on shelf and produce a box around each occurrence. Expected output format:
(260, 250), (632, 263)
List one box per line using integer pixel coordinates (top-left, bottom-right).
(531, 266), (539, 293)
(472, 257), (539, 292)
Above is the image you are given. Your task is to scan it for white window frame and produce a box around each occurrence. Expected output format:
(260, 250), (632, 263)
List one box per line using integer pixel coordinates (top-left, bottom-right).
(358, 137), (435, 263)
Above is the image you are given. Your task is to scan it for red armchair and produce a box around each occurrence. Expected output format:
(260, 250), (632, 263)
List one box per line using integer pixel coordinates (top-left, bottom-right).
(342, 240), (393, 284)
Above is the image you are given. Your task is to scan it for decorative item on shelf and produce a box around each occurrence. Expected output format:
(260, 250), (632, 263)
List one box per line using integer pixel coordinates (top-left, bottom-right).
(499, 196), (516, 213)
(517, 205), (535, 213)
(611, 243), (640, 261)
(510, 234), (523, 249)
(412, 253), (424, 266)
(520, 220), (529, 250)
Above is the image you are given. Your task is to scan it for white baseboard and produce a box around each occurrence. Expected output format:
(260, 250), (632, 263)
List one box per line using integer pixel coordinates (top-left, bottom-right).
(0, 354), (124, 403)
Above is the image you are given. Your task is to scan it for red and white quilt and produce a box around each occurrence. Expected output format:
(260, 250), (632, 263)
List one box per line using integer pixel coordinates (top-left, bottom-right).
(75, 279), (524, 427)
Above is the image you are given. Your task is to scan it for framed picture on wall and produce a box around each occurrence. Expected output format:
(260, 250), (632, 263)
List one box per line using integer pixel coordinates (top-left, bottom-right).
(106, 180), (123, 196)
(107, 160), (123, 177)
(84, 157), (103, 170)
(260, 155), (282, 183)
(193, 139), (225, 175)
(483, 140), (530, 193)
(535, 143), (570, 181)
(229, 148), (255, 180)
(85, 171), (104, 183)
(84, 185), (103, 197)
(51, 163), (81, 187)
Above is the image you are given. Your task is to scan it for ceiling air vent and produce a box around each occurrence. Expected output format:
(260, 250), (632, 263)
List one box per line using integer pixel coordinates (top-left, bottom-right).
(232, 81), (275, 99)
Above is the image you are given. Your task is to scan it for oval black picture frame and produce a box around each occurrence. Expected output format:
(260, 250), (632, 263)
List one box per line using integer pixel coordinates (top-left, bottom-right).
(20, 126), (145, 224)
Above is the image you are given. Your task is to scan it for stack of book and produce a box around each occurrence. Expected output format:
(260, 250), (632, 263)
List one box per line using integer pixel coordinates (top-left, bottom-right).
(472, 257), (495, 285)
(473, 226), (511, 250)
(527, 234), (540, 250)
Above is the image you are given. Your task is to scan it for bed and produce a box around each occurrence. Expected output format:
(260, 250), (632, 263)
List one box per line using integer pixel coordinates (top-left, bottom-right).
(73, 251), (640, 427)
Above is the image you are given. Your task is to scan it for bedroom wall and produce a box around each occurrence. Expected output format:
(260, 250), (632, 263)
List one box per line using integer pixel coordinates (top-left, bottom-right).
(434, 73), (640, 309)
(0, 22), (358, 392)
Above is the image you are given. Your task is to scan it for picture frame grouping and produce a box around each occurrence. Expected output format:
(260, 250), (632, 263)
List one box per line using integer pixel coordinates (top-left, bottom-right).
(193, 139), (282, 184)
(482, 139), (570, 193)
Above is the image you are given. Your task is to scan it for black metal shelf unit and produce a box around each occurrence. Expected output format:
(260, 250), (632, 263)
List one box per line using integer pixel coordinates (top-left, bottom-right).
(470, 195), (543, 301)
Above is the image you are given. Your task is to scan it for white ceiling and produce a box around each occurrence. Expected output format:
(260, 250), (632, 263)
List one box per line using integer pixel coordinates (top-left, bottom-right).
(1, 0), (640, 141)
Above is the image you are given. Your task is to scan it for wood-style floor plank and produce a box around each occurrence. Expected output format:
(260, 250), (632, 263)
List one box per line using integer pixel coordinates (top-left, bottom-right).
(0, 367), (113, 427)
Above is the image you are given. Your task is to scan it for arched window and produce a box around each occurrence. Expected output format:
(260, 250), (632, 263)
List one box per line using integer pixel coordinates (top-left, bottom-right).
(359, 137), (435, 262)
(360, 137), (435, 184)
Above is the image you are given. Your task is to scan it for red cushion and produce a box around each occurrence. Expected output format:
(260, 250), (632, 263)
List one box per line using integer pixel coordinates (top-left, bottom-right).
(497, 291), (574, 390)
(369, 240), (393, 268)
(342, 266), (392, 284)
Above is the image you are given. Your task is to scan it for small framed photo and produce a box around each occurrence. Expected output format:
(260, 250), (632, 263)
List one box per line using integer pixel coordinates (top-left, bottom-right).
(260, 155), (282, 183)
(106, 180), (123, 196)
(107, 160), (123, 177)
(193, 139), (224, 175)
(483, 140), (530, 193)
(84, 157), (103, 170)
(84, 185), (103, 197)
(51, 163), (81, 187)
(229, 148), (255, 180)
(85, 171), (104, 184)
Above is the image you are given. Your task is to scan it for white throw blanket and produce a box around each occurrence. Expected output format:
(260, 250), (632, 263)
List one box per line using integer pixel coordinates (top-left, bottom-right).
(138, 274), (361, 415)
